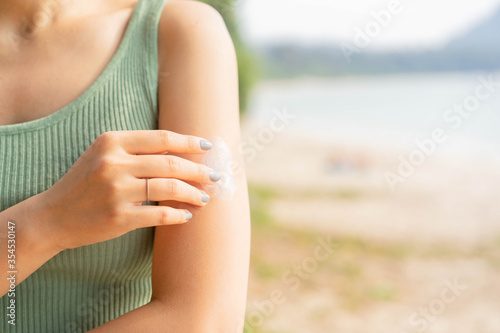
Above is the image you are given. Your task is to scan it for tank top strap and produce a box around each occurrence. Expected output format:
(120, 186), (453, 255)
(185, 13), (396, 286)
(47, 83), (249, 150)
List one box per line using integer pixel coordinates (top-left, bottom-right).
(124, 0), (169, 107)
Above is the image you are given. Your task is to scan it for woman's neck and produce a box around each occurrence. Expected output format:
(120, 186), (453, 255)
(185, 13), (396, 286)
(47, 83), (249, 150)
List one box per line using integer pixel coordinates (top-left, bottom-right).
(0, 0), (80, 55)
(0, 0), (67, 22)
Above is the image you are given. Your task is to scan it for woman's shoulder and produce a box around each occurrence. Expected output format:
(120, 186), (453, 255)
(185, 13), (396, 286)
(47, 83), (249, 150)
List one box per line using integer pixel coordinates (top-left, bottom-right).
(160, 0), (226, 28)
(157, 0), (233, 62)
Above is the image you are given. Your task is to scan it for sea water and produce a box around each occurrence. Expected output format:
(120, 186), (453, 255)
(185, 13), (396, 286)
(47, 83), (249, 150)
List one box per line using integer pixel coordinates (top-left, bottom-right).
(247, 70), (500, 161)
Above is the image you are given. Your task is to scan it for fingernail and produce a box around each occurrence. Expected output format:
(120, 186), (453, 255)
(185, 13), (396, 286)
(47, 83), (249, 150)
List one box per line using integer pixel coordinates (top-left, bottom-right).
(201, 191), (211, 203)
(210, 171), (221, 182)
(185, 211), (193, 221)
(200, 140), (213, 150)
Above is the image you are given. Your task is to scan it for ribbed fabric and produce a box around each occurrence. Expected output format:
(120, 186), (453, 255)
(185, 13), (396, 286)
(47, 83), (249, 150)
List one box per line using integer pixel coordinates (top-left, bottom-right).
(0, 0), (168, 331)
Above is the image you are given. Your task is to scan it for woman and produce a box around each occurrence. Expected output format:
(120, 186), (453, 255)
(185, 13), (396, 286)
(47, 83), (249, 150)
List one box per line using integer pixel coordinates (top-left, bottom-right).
(0, 0), (251, 331)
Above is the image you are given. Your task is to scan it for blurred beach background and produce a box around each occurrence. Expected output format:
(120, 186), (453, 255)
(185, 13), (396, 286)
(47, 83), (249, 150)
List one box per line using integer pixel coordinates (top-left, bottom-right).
(201, 0), (500, 332)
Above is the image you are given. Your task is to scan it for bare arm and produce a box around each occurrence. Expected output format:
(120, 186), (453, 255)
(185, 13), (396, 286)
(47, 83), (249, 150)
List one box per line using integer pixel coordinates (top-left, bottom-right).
(88, 1), (250, 332)
(0, 195), (60, 297)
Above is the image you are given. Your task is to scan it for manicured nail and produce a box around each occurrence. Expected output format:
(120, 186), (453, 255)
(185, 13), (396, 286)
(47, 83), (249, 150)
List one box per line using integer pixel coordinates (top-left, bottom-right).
(201, 191), (211, 203)
(185, 211), (193, 221)
(210, 171), (221, 182)
(200, 140), (213, 150)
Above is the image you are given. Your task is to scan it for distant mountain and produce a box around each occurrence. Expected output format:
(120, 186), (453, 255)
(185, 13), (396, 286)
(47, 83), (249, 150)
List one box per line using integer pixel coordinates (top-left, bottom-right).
(447, 7), (500, 51)
(256, 8), (500, 79)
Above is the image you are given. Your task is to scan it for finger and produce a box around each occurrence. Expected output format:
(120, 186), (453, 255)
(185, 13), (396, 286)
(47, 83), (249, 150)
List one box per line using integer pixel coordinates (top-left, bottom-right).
(131, 178), (210, 206)
(125, 205), (193, 227)
(114, 130), (213, 155)
(130, 155), (220, 184)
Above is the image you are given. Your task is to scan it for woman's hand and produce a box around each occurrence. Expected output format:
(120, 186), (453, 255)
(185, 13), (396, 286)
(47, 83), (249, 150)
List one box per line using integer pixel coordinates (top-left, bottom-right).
(33, 130), (219, 251)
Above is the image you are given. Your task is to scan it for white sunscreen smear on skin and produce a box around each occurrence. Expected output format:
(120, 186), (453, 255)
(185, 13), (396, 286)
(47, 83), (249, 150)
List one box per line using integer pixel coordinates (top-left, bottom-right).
(201, 136), (237, 201)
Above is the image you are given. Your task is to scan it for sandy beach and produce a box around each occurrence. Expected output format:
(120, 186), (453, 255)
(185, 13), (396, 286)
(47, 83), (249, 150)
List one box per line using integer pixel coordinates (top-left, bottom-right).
(242, 122), (500, 332)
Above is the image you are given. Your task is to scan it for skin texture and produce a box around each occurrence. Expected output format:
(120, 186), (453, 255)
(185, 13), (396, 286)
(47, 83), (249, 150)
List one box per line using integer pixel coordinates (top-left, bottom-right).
(0, 0), (250, 331)
(0, 0), (141, 122)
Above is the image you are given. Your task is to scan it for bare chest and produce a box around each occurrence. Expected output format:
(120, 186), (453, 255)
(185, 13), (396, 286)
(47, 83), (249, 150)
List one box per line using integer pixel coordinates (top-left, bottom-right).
(0, 8), (134, 126)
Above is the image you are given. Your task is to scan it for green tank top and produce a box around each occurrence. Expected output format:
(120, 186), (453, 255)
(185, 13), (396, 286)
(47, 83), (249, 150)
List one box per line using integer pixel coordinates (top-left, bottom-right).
(0, 0), (168, 331)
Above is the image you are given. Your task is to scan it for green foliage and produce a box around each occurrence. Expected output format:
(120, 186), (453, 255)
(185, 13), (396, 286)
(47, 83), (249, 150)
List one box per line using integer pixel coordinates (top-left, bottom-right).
(367, 285), (397, 302)
(248, 184), (276, 228)
(196, 0), (258, 115)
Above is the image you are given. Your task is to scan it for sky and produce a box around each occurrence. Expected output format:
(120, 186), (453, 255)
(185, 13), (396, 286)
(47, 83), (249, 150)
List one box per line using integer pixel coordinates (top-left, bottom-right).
(238, 0), (500, 50)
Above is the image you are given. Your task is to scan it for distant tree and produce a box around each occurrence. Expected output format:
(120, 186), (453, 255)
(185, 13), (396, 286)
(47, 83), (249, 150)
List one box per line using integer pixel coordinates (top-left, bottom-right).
(196, 0), (258, 115)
